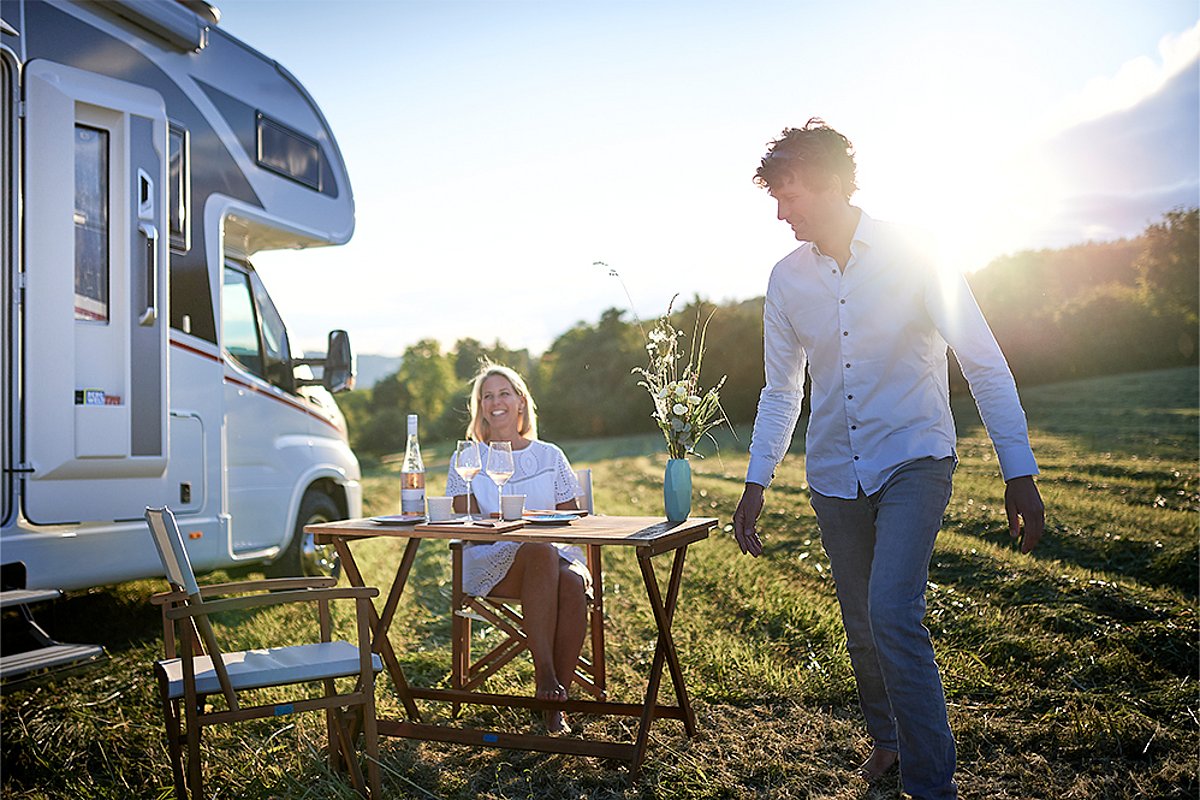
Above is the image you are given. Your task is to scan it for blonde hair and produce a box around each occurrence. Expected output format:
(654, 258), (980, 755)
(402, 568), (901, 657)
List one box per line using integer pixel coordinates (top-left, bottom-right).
(467, 362), (539, 443)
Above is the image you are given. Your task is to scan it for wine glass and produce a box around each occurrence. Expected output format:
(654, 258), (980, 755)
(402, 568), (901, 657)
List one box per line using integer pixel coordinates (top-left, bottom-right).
(486, 441), (515, 504)
(453, 440), (481, 519)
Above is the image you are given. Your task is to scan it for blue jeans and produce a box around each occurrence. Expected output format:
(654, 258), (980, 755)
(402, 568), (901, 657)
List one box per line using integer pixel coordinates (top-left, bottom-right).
(810, 457), (957, 800)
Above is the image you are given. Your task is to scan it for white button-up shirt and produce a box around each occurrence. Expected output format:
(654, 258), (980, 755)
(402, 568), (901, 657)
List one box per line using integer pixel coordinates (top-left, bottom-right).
(746, 211), (1039, 499)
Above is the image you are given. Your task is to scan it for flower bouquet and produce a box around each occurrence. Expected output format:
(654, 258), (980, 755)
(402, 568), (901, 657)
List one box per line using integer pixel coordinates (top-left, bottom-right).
(633, 297), (728, 459)
(633, 297), (728, 520)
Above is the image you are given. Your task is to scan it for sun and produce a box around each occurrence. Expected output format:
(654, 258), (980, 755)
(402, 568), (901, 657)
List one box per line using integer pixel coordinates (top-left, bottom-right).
(855, 130), (1066, 274)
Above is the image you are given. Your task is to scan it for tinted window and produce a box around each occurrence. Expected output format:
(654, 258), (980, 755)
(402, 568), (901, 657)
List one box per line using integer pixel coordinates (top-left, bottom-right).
(256, 113), (321, 190)
(222, 267), (262, 377)
(168, 124), (190, 252)
(249, 270), (294, 393)
(74, 125), (109, 322)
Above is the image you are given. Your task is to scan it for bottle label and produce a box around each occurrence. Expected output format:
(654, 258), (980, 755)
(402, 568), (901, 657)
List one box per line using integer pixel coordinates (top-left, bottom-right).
(400, 487), (425, 514)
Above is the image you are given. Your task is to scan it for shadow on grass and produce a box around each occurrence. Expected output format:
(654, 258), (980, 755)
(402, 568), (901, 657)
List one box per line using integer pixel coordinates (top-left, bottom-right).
(945, 511), (1200, 599)
(7, 583), (164, 656)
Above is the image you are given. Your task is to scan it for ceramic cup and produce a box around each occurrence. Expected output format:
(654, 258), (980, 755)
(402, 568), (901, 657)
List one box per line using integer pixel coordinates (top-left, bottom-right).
(500, 493), (526, 521)
(426, 496), (454, 522)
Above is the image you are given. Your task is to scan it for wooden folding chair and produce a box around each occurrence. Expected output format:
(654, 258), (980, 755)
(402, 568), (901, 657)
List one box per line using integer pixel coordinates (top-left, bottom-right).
(145, 507), (383, 799)
(450, 468), (606, 702)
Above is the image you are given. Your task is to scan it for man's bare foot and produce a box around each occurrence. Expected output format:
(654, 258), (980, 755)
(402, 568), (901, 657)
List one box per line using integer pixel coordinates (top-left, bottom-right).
(857, 747), (898, 782)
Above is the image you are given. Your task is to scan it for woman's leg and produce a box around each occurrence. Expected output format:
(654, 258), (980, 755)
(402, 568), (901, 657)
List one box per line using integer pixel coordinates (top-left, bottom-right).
(487, 543), (563, 699)
(544, 563), (587, 733)
(552, 564), (588, 694)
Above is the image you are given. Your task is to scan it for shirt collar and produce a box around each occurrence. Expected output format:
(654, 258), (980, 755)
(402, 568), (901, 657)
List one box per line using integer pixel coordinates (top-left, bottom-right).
(849, 208), (875, 256)
(809, 207), (874, 260)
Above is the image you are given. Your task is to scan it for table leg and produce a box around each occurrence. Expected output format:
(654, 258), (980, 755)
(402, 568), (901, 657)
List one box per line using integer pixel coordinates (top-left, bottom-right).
(657, 544), (696, 736)
(336, 537), (423, 721)
(630, 544), (695, 779)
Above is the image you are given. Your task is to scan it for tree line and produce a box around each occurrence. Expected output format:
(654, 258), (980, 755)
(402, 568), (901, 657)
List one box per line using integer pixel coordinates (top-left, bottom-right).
(340, 208), (1198, 460)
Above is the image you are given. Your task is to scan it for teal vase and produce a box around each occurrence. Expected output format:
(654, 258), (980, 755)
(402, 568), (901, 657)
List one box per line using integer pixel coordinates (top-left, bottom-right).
(663, 458), (692, 522)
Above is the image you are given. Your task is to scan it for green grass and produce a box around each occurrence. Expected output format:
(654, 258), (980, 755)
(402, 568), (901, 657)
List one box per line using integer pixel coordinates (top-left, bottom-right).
(3, 367), (1196, 799)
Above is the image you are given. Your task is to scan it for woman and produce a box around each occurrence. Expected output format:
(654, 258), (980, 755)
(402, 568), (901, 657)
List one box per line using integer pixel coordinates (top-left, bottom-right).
(447, 363), (588, 734)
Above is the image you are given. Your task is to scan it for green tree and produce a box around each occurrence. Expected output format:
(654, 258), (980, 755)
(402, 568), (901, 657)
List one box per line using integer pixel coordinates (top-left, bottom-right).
(538, 308), (648, 439)
(1135, 207), (1199, 362)
(336, 388), (376, 459)
(672, 295), (765, 427)
(1137, 208), (1199, 322)
(393, 339), (456, 437)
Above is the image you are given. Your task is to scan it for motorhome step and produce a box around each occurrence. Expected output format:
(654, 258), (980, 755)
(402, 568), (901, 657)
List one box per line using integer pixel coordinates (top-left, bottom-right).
(0, 588), (63, 609)
(0, 643), (106, 680)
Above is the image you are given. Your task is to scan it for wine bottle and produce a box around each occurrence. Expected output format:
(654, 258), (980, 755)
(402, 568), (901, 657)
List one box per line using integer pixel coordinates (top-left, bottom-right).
(400, 414), (425, 515)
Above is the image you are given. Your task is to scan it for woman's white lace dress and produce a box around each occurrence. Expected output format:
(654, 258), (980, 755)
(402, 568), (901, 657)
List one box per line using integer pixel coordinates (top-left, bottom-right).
(446, 440), (588, 597)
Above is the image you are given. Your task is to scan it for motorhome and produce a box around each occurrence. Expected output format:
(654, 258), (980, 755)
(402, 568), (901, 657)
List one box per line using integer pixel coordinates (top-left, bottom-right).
(1, 0), (363, 675)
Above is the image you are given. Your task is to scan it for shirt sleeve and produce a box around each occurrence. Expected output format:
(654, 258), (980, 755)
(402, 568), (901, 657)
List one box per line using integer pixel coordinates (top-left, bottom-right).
(447, 460), (466, 496)
(550, 444), (582, 505)
(746, 275), (808, 488)
(925, 267), (1039, 481)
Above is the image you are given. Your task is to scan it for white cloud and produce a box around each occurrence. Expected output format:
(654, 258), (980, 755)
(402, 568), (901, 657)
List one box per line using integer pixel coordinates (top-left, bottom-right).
(1030, 52), (1199, 248)
(1047, 20), (1200, 134)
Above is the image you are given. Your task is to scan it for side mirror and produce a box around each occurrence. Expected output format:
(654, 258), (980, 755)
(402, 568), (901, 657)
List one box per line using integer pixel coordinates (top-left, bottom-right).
(323, 329), (355, 393)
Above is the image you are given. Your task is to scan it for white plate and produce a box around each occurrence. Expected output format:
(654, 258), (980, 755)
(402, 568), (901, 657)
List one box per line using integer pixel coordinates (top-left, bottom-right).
(370, 514), (425, 525)
(523, 513), (580, 525)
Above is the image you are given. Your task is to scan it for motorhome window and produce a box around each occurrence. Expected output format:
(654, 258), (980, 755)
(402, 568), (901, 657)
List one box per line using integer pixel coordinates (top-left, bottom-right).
(221, 267), (263, 378)
(256, 113), (321, 190)
(168, 124), (190, 252)
(74, 125), (109, 322)
(249, 271), (295, 393)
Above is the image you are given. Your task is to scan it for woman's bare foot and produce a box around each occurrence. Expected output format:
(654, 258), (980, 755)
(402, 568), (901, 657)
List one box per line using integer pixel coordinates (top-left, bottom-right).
(537, 683), (569, 734)
(857, 747), (898, 782)
(545, 709), (571, 735)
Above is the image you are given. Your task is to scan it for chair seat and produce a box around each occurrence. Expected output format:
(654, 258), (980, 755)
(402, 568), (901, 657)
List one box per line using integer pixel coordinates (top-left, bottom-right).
(157, 641), (383, 700)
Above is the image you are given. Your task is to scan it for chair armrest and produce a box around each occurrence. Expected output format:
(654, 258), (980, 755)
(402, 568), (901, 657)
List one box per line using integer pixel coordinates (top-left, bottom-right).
(151, 589), (188, 606)
(163, 586), (378, 621)
(151, 577), (337, 605)
(199, 577), (338, 595)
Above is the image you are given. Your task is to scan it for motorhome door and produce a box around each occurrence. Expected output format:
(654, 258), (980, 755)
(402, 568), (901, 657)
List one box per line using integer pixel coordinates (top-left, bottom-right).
(23, 60), (169, 524)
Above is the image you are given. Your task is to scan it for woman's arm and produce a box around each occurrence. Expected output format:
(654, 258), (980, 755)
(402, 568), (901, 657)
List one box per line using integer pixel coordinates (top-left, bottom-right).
(452, 494), (479, 514)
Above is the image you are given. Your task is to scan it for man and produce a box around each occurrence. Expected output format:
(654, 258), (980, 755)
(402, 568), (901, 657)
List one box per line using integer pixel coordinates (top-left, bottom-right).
(732, 119), (1045, 800)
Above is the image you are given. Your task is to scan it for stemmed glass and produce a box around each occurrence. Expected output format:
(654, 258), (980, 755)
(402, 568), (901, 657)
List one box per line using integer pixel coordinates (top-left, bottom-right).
(486, 441), (515, 506)
(453, 440), (482, 519)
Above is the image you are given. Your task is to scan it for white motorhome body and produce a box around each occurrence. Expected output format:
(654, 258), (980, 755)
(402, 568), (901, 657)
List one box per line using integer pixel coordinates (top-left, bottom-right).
(1, 0), (362, 594)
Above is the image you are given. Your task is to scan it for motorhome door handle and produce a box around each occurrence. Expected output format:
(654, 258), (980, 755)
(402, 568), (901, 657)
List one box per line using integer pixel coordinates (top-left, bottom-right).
(138, 222), (158, 326)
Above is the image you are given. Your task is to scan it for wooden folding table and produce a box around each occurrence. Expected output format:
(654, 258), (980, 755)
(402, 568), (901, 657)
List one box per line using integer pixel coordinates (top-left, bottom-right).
(307, 514), (717, 778)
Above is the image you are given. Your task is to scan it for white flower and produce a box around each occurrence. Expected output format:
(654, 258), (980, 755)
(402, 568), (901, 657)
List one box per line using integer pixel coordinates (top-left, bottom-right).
(672, 402), (687, 415)
(657, 387), (669, 398)
(674, 384), (687, 397)
(688, 395), (701, 404)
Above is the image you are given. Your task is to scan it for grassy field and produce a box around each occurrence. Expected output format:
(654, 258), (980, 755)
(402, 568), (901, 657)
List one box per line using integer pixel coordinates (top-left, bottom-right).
(2, 367), (1196, 799)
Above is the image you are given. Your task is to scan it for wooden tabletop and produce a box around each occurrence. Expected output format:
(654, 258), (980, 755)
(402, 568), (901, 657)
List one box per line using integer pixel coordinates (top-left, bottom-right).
(309, 515), (719, 556)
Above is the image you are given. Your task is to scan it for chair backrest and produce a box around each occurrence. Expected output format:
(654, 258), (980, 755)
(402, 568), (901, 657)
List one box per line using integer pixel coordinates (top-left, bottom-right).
(145, 506), (238, 707)
(575, 468), (594, 514)
(145, 506), (201, 598)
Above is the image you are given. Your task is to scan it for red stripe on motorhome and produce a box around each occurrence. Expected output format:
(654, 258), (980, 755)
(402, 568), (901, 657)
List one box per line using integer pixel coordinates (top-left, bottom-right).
(169, 338), (346, 436)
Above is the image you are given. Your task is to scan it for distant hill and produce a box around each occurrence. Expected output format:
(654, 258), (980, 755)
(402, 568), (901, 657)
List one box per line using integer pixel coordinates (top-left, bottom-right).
(355, 354), (402, 388)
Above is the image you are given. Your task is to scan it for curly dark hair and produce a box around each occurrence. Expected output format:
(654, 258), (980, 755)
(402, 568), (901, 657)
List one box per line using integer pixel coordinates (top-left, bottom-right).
(753, 118), (857, 199)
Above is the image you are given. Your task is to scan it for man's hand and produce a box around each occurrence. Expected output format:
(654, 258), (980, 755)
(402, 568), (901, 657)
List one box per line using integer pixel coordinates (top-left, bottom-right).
(733, 483), (766, 557)
(1004, 475), (1045, 554)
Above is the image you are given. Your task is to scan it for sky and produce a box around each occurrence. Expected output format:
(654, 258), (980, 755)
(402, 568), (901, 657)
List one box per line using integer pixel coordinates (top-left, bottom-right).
(214, 0), (1200, 358)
